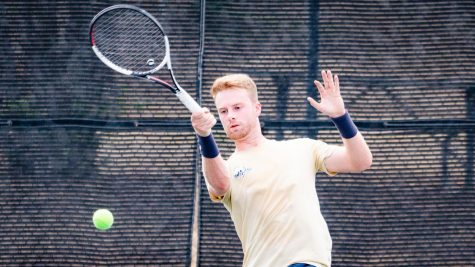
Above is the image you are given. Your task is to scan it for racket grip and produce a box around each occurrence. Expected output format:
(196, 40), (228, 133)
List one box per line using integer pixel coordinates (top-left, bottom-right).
(176, 90), (202, 113)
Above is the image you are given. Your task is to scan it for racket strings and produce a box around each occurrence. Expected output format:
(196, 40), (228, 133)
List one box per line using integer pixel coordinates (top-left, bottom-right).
(98, 12), (164, 69)
(93, 8), (167, 74)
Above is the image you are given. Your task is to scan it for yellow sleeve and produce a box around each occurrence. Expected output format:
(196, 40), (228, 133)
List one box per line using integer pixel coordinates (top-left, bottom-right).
(208, 187), (231, 203)
(207, 184), (232, 214)
(313, 139), (338, 176)
(203, 161), (233, 207)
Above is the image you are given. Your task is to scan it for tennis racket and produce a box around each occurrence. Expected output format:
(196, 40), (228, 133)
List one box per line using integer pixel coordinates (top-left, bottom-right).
(89, 4), (201, 113)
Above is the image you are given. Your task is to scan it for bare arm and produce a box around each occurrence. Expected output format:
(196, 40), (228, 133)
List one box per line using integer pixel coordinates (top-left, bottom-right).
(324, 132), (372, 173)
(191, 108), (230, 197)
(202, 155), (230, 197)
(307, 70), (372, 173)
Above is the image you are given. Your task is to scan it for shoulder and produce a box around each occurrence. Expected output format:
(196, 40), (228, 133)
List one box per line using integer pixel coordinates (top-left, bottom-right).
(281, 138), (334, 155)
(280, 137), (320, 147)
(268, 138), (316, 154)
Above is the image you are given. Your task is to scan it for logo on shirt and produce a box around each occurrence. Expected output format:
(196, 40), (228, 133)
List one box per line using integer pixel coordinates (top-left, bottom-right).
(233, 166), (252, 179)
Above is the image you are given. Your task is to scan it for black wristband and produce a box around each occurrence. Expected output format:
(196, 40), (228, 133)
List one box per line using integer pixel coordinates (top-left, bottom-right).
(197, 133), (220, 158)
(330, 111), (358, 139)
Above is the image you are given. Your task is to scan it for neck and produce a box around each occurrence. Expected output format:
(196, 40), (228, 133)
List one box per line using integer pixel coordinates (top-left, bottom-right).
(234, 129), (266, 152)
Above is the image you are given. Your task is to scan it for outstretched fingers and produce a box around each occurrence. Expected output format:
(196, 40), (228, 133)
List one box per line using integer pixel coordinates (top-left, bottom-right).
(334, 74), (340, 95)
(321, 69), (341, 96)
(307, 96), (322, 112)
(314, 79), (326, 97)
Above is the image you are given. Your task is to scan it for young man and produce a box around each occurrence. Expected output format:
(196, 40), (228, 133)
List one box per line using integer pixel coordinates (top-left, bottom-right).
(191, 70), (372, 267)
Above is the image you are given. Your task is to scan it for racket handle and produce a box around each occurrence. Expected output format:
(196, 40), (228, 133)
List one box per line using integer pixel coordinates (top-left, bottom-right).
(176, 89), (202, 113)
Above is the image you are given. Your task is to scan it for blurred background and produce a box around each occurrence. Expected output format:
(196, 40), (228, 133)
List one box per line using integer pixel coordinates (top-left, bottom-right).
(0, 0), (474, 266)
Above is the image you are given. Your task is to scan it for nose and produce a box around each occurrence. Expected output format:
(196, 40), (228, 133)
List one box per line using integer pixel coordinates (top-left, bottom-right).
(227, 110), (236, 120)
(225, 115), (236, 128)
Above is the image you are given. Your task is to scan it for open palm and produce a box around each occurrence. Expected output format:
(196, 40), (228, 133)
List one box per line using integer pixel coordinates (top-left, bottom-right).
(307, 70), (346, 118)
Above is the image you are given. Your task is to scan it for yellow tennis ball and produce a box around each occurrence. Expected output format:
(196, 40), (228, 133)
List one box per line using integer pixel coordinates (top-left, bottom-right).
(93, 209), (114, 230)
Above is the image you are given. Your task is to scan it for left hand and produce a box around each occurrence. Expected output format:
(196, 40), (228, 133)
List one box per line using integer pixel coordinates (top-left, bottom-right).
(307, 70), (346, 118)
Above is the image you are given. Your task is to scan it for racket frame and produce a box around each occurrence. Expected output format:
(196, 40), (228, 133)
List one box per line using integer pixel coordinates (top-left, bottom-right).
(89, 4), (201, 113)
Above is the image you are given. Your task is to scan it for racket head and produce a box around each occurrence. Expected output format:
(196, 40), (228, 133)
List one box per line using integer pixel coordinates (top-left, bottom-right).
(89, 4), (169, 76)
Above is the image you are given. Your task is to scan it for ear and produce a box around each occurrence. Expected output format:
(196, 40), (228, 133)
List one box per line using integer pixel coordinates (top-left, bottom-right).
(255, 101), (262, 116)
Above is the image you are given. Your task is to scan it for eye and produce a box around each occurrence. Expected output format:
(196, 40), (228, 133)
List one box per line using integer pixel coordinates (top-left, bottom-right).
(234, 105), (241, 110)
(219, 109), (228, 114)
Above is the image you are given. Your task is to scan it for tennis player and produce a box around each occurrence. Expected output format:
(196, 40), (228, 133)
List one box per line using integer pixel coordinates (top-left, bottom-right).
(191, 70), (372, 267)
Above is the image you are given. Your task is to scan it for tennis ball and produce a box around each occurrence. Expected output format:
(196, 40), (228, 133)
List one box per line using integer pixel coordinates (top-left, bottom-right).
(93, 209), (114, 230)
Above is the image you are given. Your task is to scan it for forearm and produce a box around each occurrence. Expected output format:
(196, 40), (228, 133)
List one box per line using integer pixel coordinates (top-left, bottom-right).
(341, 133), (372, 171)
(196, 133), (230, 196)
(326, 112), (373, 173)
(202, 155), (230, 196)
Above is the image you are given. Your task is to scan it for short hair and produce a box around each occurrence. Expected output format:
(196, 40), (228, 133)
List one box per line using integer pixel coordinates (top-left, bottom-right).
(210, 74), (258, 102)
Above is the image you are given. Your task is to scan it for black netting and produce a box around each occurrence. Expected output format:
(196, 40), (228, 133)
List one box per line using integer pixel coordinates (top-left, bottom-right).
(1, 0), (474, 266)
(1, 1), (199, 266)
(198, 0), (475, 266)
(0, 1), (200, 120)
(0, 127), (196, 265)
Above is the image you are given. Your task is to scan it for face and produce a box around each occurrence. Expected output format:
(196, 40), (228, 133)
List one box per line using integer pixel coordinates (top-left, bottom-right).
(215, 88), (261, 141)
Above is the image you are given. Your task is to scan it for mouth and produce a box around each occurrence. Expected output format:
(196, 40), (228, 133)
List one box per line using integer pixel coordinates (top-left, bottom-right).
(230, 124), (239, 129)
